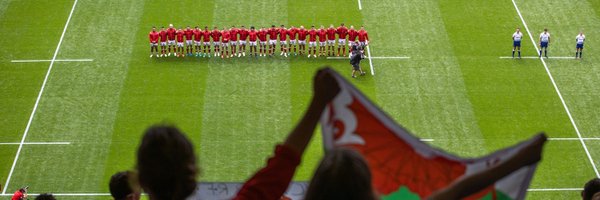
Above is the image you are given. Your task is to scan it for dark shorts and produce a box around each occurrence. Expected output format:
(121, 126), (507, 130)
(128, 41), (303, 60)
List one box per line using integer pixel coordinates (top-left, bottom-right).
(540, 42), (548, 48)
(352, 64), (360, 70)
(513, 41), (521, 47)
(577, 43), (584, 49)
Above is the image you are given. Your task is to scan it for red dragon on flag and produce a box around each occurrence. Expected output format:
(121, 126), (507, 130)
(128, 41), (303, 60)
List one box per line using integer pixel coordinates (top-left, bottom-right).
(319, 69), (545, 200)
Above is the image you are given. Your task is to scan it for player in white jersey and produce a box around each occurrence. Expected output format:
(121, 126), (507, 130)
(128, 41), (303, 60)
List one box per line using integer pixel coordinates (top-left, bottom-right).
(576, 31), (585, 59)
(539, 28), (550, 58)
(512, 28), (523, 58)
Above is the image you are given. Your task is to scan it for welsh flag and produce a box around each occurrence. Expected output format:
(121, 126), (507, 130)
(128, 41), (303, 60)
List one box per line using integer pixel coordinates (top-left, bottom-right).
(319, 70), (540, 200)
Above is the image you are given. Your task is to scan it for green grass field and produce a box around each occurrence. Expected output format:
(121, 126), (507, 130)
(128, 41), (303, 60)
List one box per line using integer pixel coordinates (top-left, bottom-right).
(1, 0), (600, 199)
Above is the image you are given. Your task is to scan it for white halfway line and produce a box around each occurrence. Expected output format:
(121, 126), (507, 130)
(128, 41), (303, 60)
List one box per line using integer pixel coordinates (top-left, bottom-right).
(0, 142), (71, 145)
(549, 138), (600, 141)
(357, 0), (362, 10)
(11, 59), (93, 63)
(527, 188), (582, 192)
(327, 56), (410, 60)
(499, 56), (575, 59)
(511, 0), (600, 178)
(365, 45), (375, 75)
(2, 0), (79, 195)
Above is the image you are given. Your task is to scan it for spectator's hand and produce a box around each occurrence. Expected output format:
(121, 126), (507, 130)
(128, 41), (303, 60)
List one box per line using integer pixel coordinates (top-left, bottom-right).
(313, 67), (341, 106)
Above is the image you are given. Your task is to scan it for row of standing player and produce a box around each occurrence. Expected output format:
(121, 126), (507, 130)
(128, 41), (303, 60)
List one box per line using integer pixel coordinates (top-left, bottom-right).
(511, 27), (586, 59)
(148, 23), (370, 58)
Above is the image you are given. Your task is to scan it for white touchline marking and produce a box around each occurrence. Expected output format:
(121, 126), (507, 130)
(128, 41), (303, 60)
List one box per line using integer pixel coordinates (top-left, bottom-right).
(549, 138), (600, 141)
(2, 0), (79, 195)
(499, 56), (576, 59)
(420, 139), (434, 142)
(365, 45), (375, 75)
(0, 142), (71, 145)
(11, 59), (94, 63)
(326, 56), (410, 60)
(357, 0), (362, 10)
(511, 0), (600, 178)
(527, 188), (582, 192)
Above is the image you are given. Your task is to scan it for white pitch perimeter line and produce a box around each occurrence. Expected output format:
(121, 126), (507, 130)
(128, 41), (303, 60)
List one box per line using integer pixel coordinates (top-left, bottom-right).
(0, 193), (111, 196)
(499, 56), (576, 59)
(326, 56), (410, 60)
(365, 46), (375, 75)
(528, 188), (582, 192)
(511, 0), (600, 178)
(11, 59), (93, 63)
(0, 142), (71, 145)
(2, 0), (79, 195)
(357, 0), (362, 10)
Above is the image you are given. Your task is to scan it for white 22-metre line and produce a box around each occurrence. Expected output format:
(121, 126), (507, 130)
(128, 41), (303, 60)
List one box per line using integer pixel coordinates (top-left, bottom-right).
(511, 0), (600, 178)
(2, 0), (80, 194)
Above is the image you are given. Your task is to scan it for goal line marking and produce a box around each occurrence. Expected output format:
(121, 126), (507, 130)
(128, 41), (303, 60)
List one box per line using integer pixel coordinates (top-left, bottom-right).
(11, 59), (93, 63)
(499, 56), (575, 59)
(512, 0), (600, 178)
(0, 142), (71, 145)
(2, 0), (80, 195)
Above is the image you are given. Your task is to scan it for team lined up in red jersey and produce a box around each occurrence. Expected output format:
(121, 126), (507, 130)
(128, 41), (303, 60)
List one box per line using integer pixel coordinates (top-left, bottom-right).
(148, 23), (369, 58)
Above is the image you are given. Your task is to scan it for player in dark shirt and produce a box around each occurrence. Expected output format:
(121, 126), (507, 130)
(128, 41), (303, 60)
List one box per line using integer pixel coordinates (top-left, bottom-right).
(350, 42), (366, 78)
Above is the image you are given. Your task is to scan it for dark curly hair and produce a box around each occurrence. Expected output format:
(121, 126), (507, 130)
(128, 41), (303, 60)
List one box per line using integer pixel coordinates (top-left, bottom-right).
(137, 125), (198, 200)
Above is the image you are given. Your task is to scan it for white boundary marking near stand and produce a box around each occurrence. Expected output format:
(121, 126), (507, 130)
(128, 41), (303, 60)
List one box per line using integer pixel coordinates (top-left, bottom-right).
(511, 0), (600, 178)
(0, 142), (71, 145)
(2, 0), (80, 194)
(11, 59), (93, 63)
(499, 56), (575, 59)
(326, 56), (410, 60)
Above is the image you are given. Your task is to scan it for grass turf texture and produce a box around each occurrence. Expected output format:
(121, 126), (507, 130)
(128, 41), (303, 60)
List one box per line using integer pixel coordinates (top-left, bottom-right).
(0, 0), (599, 199)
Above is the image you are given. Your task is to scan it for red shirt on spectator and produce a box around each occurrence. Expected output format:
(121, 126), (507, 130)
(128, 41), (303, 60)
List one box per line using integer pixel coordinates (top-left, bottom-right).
(233, 145), (300, 200)
(11, 190), (25, 200)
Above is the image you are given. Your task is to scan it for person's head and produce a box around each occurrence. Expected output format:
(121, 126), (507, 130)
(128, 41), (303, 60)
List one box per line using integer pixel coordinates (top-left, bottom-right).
(241, 25), (246, 29)
(311, 25), (315, 29)
(360, 25), (365, 30)
(35, 193), (56, 200)
(271, 25), (275, 28)
(110, 171), (141, 200)
(204, 26), (208, 30)
(195, 26), (199, 30)
(137, 125), (198, 200)
(152, 27), (156, 32)
(186, 25), (190, 29)
(583, 178), (600, 200)
(250, 26), (255, 30)
(350, 25), (355, 29)
(544, 28), (548, 32)
(213, 26), (218, 30)
(516, 27), (520, 32)
(341, 23), (345, 27)
(280, 24), (285, 28)
(169, 24), (173, 28)
(231, 25), (236, 29)
(320, 25), (324, 29)
(329, 24), (334, 28)
(161, 26), (165, 31)
(300, 25), (305, 29)
(303, 148), (377, 200)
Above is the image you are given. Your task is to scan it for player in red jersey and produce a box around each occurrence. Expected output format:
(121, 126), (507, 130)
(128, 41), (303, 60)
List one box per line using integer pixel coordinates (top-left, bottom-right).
(358, 26), (369, 47)
(193, 26), (202, 57)
(326, 24), (337, 56)
(176, 28), (185, 57)
(278, 25), (289, 57)
(159, 26), (168, 57)
(336, 23), (349, 57)
(288, 26), (298, 56)
(228, 26), (238, 58)
(247, 26), (258, 57)
(202, 26), (211, 57)
(297, 25), (308, 55)
(184, 26), (194, 56)
(221, 27), (231, 58)
(238, 25), (249, 57)
(348, 25), (358, 44)
(258, 27), (268, 56)
(317, 25), (327, 57)
(149, 27), (160, 57)
(211, 27), (222, 57)
(307, 25), (318, 58)
(268, 25), (278, 56)
(167, 24), (177, 56)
